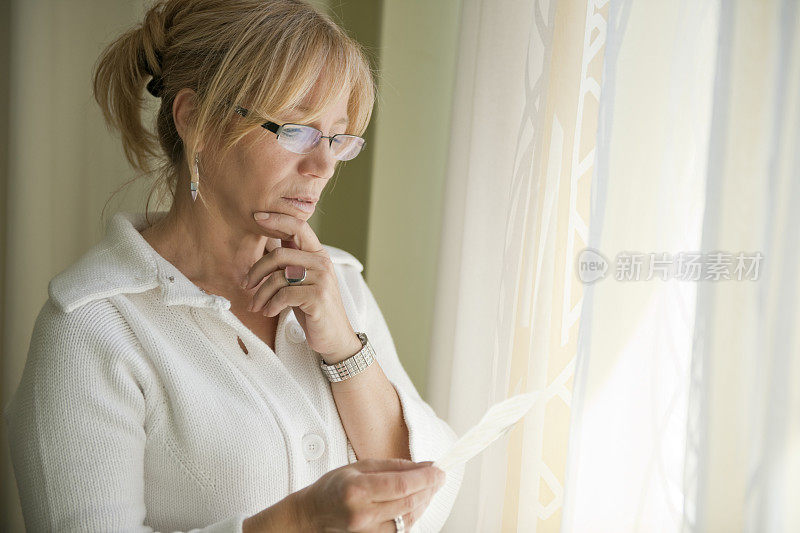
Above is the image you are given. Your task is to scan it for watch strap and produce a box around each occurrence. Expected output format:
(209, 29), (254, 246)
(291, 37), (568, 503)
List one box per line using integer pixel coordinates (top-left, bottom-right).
(320, 332), (375, 382)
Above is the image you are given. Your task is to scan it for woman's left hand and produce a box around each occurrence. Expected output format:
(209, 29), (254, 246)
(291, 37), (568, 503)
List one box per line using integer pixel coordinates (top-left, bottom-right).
(244, 211), (362, 363)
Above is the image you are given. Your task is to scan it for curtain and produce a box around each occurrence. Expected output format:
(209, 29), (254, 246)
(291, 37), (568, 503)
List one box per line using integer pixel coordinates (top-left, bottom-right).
(429, 0), (608, 530)
(430, 0), (800, 531)
(684, 0), (800, 530)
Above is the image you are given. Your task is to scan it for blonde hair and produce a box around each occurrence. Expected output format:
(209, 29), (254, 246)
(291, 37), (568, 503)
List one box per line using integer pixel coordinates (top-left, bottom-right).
(92, 0), (376, 224)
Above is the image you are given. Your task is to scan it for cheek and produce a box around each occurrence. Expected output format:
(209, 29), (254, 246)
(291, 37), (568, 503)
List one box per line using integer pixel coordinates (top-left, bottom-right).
(234, 139), (295, 189)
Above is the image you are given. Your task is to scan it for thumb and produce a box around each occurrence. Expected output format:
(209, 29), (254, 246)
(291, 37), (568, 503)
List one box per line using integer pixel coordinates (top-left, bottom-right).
(352, 458), (433, 473)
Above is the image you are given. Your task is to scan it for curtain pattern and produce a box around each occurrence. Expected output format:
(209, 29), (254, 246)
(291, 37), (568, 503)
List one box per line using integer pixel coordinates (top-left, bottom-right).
(497, 0), (607, 531)
(431, 0), (607, 530)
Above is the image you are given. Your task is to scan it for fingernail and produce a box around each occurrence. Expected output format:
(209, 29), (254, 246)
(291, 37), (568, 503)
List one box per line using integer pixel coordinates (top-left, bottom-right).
(254, 212), (270, 220)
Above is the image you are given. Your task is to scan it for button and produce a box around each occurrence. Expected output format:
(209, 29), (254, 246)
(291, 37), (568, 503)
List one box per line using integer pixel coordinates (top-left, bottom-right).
(302, 433), (325, 460)
(287, 322), (306, 343)
(212, 297), (230, 310)
(168, 275), (175, 283)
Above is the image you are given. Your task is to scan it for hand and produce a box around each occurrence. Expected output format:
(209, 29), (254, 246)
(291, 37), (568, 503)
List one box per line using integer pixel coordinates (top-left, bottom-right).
(245, 211), (362, 362)
(294, 458), (446, 532)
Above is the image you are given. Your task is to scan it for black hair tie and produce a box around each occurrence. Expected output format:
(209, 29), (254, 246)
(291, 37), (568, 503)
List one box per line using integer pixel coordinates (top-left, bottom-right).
(143, 49), (164, 97)
(146, 75), (164, 98)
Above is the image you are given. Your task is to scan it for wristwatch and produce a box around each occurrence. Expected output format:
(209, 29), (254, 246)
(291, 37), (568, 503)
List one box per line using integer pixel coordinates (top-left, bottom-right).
(319, 331), (376, 382)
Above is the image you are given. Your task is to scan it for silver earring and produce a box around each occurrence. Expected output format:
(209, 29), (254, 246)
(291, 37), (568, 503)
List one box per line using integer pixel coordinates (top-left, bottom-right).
(190, 153), (200, 202)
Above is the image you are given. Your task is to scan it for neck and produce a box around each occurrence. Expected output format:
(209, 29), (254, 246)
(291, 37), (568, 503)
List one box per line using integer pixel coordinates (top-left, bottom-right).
(141, 183), (281, 294)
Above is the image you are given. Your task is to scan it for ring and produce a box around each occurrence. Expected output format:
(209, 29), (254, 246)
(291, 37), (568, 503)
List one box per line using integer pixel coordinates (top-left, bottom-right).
(394, 515), (405, 532)
(284, 266), (306, 285)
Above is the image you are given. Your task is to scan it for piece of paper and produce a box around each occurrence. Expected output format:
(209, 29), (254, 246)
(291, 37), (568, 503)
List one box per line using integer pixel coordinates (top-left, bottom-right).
(433, 392), (541, 472)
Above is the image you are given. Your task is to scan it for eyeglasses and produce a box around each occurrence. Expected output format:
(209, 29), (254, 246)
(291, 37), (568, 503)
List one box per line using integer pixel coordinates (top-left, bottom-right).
(234, 106), (366, 161)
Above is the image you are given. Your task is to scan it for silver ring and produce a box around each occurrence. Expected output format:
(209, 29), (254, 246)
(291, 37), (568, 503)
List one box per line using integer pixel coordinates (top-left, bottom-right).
(394, 515), (405, 532)
(284, 266), (306, 285)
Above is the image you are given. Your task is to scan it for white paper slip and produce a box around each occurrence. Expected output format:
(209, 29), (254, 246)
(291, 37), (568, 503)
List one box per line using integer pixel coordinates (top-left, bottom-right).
(433, 392), (541, 472)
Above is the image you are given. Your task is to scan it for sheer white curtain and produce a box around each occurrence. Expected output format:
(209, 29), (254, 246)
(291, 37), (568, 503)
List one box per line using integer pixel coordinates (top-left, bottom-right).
(565, 0), (800, 530)
(429, 0), (607, 530)
(684, 0), (800, 530)
(430, 0), (800, 531)
(562, 0), (716, 530)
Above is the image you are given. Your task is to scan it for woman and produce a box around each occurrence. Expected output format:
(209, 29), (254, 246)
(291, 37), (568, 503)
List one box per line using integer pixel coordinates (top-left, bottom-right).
(3, 1), (464, 531)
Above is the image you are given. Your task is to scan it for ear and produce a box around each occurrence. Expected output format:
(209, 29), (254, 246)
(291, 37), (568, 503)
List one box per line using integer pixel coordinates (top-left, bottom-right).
(172, 88), (204, 152)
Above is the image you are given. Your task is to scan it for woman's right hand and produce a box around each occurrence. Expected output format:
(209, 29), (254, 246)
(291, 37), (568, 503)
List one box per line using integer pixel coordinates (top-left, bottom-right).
(293, 458), (447, 532)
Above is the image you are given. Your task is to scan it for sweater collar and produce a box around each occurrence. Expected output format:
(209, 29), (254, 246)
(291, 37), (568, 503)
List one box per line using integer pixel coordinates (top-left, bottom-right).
(48, 210), (363, 314)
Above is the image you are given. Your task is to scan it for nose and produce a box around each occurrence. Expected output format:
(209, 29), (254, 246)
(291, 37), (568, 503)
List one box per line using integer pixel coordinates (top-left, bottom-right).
(299, 137), (337, 180)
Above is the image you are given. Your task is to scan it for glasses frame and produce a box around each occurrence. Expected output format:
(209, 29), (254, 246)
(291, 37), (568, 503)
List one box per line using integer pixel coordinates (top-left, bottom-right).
(233, 105), (366, 160)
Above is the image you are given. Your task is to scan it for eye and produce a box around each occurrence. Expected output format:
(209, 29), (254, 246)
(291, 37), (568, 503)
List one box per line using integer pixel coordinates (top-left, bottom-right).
(281, 125), (305, 138)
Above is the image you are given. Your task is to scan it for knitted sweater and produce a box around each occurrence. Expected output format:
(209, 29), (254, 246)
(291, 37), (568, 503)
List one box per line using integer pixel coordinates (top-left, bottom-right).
(4, 210), (463, 532)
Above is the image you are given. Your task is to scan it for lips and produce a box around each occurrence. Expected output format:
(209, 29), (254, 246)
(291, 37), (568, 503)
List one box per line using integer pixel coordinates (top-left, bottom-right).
(283, 196), (319, 203)
(282, 197), (317, 214)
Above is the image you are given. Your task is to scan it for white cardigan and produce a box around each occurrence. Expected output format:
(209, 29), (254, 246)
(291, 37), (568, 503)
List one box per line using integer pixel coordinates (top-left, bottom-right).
(4, 211), (463, 532)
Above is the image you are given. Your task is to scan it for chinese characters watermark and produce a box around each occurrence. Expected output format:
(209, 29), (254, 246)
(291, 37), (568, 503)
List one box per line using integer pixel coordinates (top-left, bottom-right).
(576, 248), (763, 284)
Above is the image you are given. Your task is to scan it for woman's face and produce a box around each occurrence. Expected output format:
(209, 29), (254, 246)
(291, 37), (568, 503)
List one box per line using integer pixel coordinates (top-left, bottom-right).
(205, 85), (351, 227)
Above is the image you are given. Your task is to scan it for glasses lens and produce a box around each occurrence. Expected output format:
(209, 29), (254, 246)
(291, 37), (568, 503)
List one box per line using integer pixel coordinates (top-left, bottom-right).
(331, 135), (365, 161)
(277, 124), (321, 154)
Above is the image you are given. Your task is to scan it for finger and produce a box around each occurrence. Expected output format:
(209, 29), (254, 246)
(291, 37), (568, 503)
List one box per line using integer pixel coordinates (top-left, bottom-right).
(379, 521), (397, 533)
(352, 458), (433, 473)
(372, 484), (438, 525)
(402, 491), (437, 531)
(253, 211), (323, 252)
(378, 497), (433, 533)
(363, 465), (444, 502)
(279, 239), (307, 282)
(260, 283), (319, 318)
(243, 246), (330, 290)
(249, 268), (323, 314)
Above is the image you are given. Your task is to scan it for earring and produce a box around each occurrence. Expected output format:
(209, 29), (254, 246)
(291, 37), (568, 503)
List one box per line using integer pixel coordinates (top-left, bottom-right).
(190, 153), (200, 202)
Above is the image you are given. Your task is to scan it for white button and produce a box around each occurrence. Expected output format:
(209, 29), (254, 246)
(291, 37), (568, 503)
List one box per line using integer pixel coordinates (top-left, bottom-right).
(287, 322), (306, 343)
(302, 433), (325, 460)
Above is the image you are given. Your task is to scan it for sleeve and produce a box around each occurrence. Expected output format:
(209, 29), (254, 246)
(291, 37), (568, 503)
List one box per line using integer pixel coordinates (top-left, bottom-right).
(3, 298), (249, 533)
(346, 268), (465, 533)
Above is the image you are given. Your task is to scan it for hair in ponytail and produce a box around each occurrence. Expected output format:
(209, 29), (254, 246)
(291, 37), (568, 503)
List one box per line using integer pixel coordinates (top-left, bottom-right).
(92, 0), (377, 225)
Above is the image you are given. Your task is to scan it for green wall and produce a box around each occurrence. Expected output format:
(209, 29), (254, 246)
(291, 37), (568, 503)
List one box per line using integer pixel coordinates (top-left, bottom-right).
(315, 1), (463, 394)
(308, 0), (382, 271)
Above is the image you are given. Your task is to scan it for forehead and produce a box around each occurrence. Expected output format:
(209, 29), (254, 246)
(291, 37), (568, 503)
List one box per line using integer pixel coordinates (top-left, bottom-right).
(288, 75), (350, 119)
(287, 96), (349, 126)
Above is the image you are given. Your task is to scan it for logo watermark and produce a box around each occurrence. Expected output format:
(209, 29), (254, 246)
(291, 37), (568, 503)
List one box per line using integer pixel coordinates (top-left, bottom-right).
(576, 249), (763, 284)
